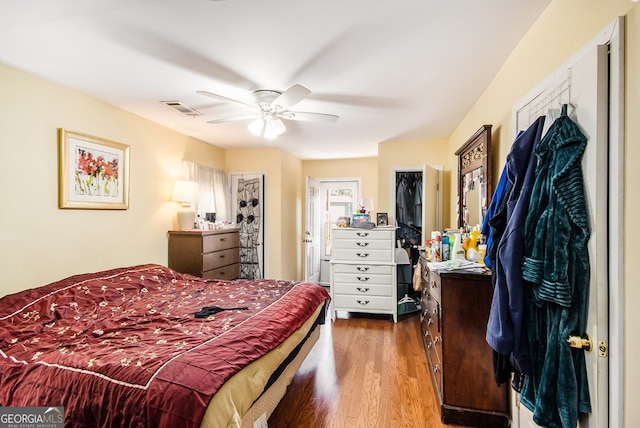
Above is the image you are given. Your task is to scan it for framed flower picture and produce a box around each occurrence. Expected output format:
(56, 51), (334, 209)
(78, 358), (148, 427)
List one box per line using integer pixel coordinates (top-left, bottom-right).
(58, 128), (130, 209)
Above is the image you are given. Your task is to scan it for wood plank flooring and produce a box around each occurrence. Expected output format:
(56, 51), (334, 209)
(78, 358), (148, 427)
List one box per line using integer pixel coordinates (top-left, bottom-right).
(268, 312), (463, 428)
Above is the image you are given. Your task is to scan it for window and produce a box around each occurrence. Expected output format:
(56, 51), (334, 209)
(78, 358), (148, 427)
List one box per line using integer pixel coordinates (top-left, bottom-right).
(182, 161), (229, 223)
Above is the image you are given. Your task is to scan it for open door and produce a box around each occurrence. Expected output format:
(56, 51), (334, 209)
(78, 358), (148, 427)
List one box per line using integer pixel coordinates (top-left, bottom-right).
(304, 177), (321, 284)
(511, 17), (624, 427)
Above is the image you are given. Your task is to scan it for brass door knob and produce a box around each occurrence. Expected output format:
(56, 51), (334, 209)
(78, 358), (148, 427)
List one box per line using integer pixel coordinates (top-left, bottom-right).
(567, 334), (592, 352)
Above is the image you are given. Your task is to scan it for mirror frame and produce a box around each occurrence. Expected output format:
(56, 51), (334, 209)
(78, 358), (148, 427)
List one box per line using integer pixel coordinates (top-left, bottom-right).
(455, 125), (492, 228)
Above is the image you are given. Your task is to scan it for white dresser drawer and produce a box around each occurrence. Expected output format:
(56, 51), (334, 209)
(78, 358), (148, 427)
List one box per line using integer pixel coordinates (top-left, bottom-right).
(333, 282), (392, 297)
(332, 228), (394, 241)
(332, 248), (394, 262)
(333, 295), (395, 312)
(333, 272), (392, 287)
(332, 238), (393, 251)
(331, 264), (392, 275)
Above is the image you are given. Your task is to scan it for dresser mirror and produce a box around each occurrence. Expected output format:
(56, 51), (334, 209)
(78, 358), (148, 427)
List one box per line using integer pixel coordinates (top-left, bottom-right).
(455, 125), (492, 229)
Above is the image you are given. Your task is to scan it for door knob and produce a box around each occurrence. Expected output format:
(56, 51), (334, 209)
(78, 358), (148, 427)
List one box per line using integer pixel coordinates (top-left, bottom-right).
(567, 334), (592, 352)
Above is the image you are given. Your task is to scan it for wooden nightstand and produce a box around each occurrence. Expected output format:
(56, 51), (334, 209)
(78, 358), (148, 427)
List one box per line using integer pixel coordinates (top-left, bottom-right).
(168, 229), (240, 280)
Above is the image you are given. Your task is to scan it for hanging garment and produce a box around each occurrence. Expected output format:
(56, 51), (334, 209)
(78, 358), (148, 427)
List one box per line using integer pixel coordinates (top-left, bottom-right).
(485, 115), (545, 376)
(413, 177), (422, 228)
(481, 145), (515, 269)
(396, 175), (411, 225)
(519, 105), (591, 428)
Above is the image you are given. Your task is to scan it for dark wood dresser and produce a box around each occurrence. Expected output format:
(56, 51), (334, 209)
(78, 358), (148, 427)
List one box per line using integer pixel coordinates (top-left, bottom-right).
(168, 229), (240, 280)
(420, 258), (509, 427)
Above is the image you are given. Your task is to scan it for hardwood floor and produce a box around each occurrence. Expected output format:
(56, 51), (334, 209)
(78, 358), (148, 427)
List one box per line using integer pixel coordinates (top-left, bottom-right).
(268, 311), (463, 428)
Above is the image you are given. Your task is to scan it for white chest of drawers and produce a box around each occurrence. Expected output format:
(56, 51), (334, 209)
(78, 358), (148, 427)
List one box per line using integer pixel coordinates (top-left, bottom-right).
(330, 226), (397, 322)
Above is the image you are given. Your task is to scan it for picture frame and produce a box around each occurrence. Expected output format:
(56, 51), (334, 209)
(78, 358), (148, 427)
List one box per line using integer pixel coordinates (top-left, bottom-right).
(58, 128), (130, 209)
(351, 213), (370, 224)
(376, 212), (389, 226)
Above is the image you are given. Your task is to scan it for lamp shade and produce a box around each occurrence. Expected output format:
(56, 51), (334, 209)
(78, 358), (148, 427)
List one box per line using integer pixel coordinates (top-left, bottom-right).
(172, 180), (198, 231)
(172, 180), (198, 205)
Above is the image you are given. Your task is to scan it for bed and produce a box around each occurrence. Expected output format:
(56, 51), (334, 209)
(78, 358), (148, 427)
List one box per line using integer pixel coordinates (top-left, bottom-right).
(0, 264), (330, 427)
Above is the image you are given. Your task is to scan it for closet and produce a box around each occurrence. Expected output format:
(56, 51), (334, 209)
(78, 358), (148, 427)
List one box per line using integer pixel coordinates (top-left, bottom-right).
(391, 166), (441, 303)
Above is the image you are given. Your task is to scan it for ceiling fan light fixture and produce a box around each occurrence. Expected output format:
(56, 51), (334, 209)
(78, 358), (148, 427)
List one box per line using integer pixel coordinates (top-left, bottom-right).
(248, 117), (286, 139)
(264, 118), (286, 139)
(248, 118), (265, 136)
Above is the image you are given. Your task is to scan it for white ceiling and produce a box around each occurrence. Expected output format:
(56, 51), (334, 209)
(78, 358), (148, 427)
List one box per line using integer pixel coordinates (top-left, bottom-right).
(0, 0), (551, 160)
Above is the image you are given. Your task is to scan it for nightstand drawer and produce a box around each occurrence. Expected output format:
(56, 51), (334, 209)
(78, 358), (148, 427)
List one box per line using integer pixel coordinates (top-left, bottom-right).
(203, 248), (240, 271)
(203, 232), (239, 253)
(203, 263), (240, 281)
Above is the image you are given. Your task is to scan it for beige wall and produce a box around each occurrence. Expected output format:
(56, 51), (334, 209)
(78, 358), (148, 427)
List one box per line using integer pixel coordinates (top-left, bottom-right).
(302, 157), (378, 205)
(225, 148), (302, 280)
(446, 0), (639, 425)
(0, 63), (225, 295)
(377, 138), (451, 227)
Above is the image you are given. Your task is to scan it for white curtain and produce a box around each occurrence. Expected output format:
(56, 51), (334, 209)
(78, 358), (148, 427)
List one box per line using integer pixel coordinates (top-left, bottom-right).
(182, 161), (229, 223)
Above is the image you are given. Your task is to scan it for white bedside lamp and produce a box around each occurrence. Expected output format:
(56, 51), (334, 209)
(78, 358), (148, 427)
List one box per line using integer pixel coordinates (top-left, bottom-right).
(172, 180), (198, 231)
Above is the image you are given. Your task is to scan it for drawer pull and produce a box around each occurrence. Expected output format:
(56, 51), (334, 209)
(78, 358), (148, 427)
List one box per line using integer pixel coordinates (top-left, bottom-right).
(428, 317), (433, 326)
(220, 237), (227, 241)
(433, 336), (440, 344)
(356, 242), (369, 247)
(356, 276), (370, 282)
(434, 364), (440, 373)
(219, 254), (225, 259)
(427, 341), (432, 349)
(356, 232), (369, 237)
(356, 287), (370, 293)
(356, 266), (370, 272)
(356, 253), (370, 258)
(431, 280), (437, 288)
(356, 300), (370, 305)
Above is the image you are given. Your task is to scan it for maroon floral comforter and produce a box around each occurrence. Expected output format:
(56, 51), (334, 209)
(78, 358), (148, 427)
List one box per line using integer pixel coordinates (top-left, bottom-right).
(0, 264), (329, 427)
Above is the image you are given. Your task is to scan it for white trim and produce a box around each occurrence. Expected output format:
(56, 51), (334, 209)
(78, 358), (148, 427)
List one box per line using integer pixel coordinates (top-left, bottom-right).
(607, 16), (625, 428)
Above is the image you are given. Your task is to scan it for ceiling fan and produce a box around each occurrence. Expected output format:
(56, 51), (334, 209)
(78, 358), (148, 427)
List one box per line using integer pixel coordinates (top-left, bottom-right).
(196, 84), (339, 139)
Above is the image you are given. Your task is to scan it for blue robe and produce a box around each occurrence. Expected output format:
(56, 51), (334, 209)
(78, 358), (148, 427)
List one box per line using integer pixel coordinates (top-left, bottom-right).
(485, 116), (545, 376)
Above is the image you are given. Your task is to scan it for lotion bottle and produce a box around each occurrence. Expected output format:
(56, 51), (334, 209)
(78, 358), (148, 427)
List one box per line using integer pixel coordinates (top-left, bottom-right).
(452, 233), (465, 261)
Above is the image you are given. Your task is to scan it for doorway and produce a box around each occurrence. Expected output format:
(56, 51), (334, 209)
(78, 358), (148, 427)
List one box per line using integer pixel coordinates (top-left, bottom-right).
(304, 178), (361, 289)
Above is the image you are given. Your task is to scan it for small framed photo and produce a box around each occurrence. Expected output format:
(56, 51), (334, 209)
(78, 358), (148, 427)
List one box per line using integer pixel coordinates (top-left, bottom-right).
(351, 213), (370, 224)
(58, 128), (130, 210)
(376, 212), (389, 226)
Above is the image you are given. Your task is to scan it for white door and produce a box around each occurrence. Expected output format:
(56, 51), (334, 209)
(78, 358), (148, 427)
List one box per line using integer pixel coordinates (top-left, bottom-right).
(229, 172), (265, 279)
(511, 18), (624, 427)
(304, 177), (321, 283)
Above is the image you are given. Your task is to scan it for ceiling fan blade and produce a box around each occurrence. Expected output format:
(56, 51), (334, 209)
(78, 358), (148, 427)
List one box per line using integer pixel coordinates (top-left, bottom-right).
(197, 90), (256, 110)
(281, 111), (339, 123)
(206, 114), (257, 124)
(271, 84), (311, 110)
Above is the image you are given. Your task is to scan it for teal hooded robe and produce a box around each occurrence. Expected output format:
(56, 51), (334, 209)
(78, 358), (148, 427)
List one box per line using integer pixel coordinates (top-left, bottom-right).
(520, 105), (592, 428)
